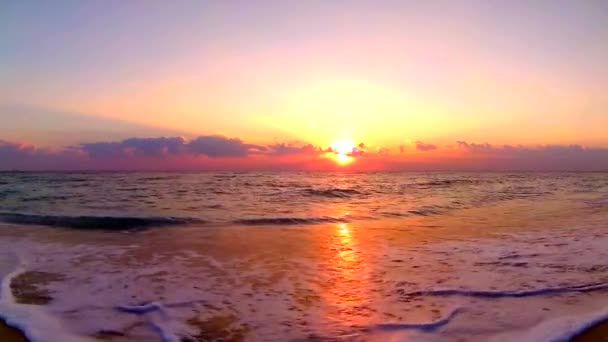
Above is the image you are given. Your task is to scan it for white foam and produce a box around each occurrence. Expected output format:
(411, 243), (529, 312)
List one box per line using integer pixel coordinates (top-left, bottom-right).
(399, 282), (608, 299)
(116, 302), (180, 342)
(374, 307), (465, 332)
(0, 260), (91, 342)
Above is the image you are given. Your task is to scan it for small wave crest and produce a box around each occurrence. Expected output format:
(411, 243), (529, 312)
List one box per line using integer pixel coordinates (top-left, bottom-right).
(0, 260), (85, 341)
(115, 302), (176, 342)
(234, 216), (350, 226)
(383, 205), (450, 218)
(0, 212), (204, 230)
(302, 188), (362, 198)
(373, 307), (464, 332)
(410, 178), (494, 189)
(587, 195), (608, 209)
(397, 282), (608, 299)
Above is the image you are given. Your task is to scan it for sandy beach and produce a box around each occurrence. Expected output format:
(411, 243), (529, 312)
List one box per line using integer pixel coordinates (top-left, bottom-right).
(571, 320), (608, 342)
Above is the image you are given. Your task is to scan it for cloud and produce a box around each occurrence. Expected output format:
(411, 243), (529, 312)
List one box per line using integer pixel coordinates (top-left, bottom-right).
(0, 140), (83, 170)
(80, 135), (265, 158)
(187, 136), (265, 157)
(80, 137), (187, 158)
(80, 135), (368, 160)
(0, 140), (35, 158)
(345, 143), (366, 157)
(267, 143), (320, 156)
(415, 141), (437, 151)
(456, 141), (494, 153)
(452, 141), (608, 170)
(2, 137), (608, 171)
(377, 147), (390, 155)
(456, 141), (599, 156)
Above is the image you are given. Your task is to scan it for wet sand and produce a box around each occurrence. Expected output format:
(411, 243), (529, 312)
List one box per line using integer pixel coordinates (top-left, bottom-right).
(0, 320), (27, 342)
(571, 320), (608, 342)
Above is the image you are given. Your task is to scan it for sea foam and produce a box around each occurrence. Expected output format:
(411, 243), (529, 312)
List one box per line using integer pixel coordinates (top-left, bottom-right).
(0, 255), (89, 342)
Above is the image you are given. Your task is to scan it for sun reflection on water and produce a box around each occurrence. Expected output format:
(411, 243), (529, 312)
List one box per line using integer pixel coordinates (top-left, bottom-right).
(338, 222), (350, 235)
(320, 222), (373, 325)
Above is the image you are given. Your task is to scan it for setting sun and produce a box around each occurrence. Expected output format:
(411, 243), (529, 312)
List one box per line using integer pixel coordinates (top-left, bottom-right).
(329, 139), (356, 165)
(331, 139), (355, 154)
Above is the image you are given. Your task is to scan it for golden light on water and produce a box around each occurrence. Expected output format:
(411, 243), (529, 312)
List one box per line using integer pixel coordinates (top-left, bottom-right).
(315, 222), (373, 326)
(338, 222), (350, 235)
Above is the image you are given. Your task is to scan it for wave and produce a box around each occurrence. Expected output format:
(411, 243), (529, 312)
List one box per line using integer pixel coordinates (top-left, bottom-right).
(116, 300), (212, 342)
(588, 195), (608, 209)
(407, 205), (448, 216)
(0, 212), (204, 230)
(302, 188), (362, 198)
(0, 261), (85, 342)
(373, 307), (464, 332)
(397, 282), (608, 299)
(136, 175), (179, 182)
(413, 179), (490, 188)
(234, 216), (350, 226)
(382, 205), (450, 218)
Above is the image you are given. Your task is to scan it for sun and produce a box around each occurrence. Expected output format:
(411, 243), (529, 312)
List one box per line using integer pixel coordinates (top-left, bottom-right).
(328, 139), (356, 165)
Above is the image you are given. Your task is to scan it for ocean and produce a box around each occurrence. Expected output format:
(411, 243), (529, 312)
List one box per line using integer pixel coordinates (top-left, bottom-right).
(0, 171), (607, 341)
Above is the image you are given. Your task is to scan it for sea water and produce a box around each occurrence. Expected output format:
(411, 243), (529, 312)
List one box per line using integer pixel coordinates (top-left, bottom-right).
(0, 172), (607, 341)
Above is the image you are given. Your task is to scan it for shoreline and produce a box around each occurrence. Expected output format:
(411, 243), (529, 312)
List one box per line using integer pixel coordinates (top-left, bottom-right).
(0, 319), (27, 342)
(2, 316), (607, 342)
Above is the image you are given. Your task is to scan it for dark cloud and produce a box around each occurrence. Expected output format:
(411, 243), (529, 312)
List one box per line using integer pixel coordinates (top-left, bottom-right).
(377, 147), (390, 155)
(122, 137), (186, 157)
(454, 141), (608, 170)
(0, 140), (35, 158)
(0, 140), (82, 170)
(416, 141), (437, 151)
(456, 141), (494, 153)
(187, 136), (265, 157)
(456, 141), (599, 156)
(2, 137), (608, 171)
(347, 145), (365, 157)
(267, 143), (320, 156)
(80, 135), (265, 158)
(80, 141), (126, 158)
(81, 137), (186, 158)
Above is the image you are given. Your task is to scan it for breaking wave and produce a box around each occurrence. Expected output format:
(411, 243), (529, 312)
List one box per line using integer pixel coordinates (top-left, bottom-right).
(397, 282), (608, 299)
(302, 188), (363, 198)
(233, 216), (350, 226)
(373, 307), (464, 332)
(0, 212), (204, 230)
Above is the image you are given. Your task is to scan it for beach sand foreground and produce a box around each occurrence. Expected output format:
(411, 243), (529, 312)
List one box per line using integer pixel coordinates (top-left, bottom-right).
(571, 320), (608, 342)
(2, 314), (608, 341)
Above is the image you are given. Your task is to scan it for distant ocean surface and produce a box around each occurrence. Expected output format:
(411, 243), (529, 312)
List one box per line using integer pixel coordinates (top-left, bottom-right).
(1, 172), (608, 341)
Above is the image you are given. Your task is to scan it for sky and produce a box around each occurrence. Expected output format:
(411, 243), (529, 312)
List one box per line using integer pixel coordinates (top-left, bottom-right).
(1, 0), (608, 170)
